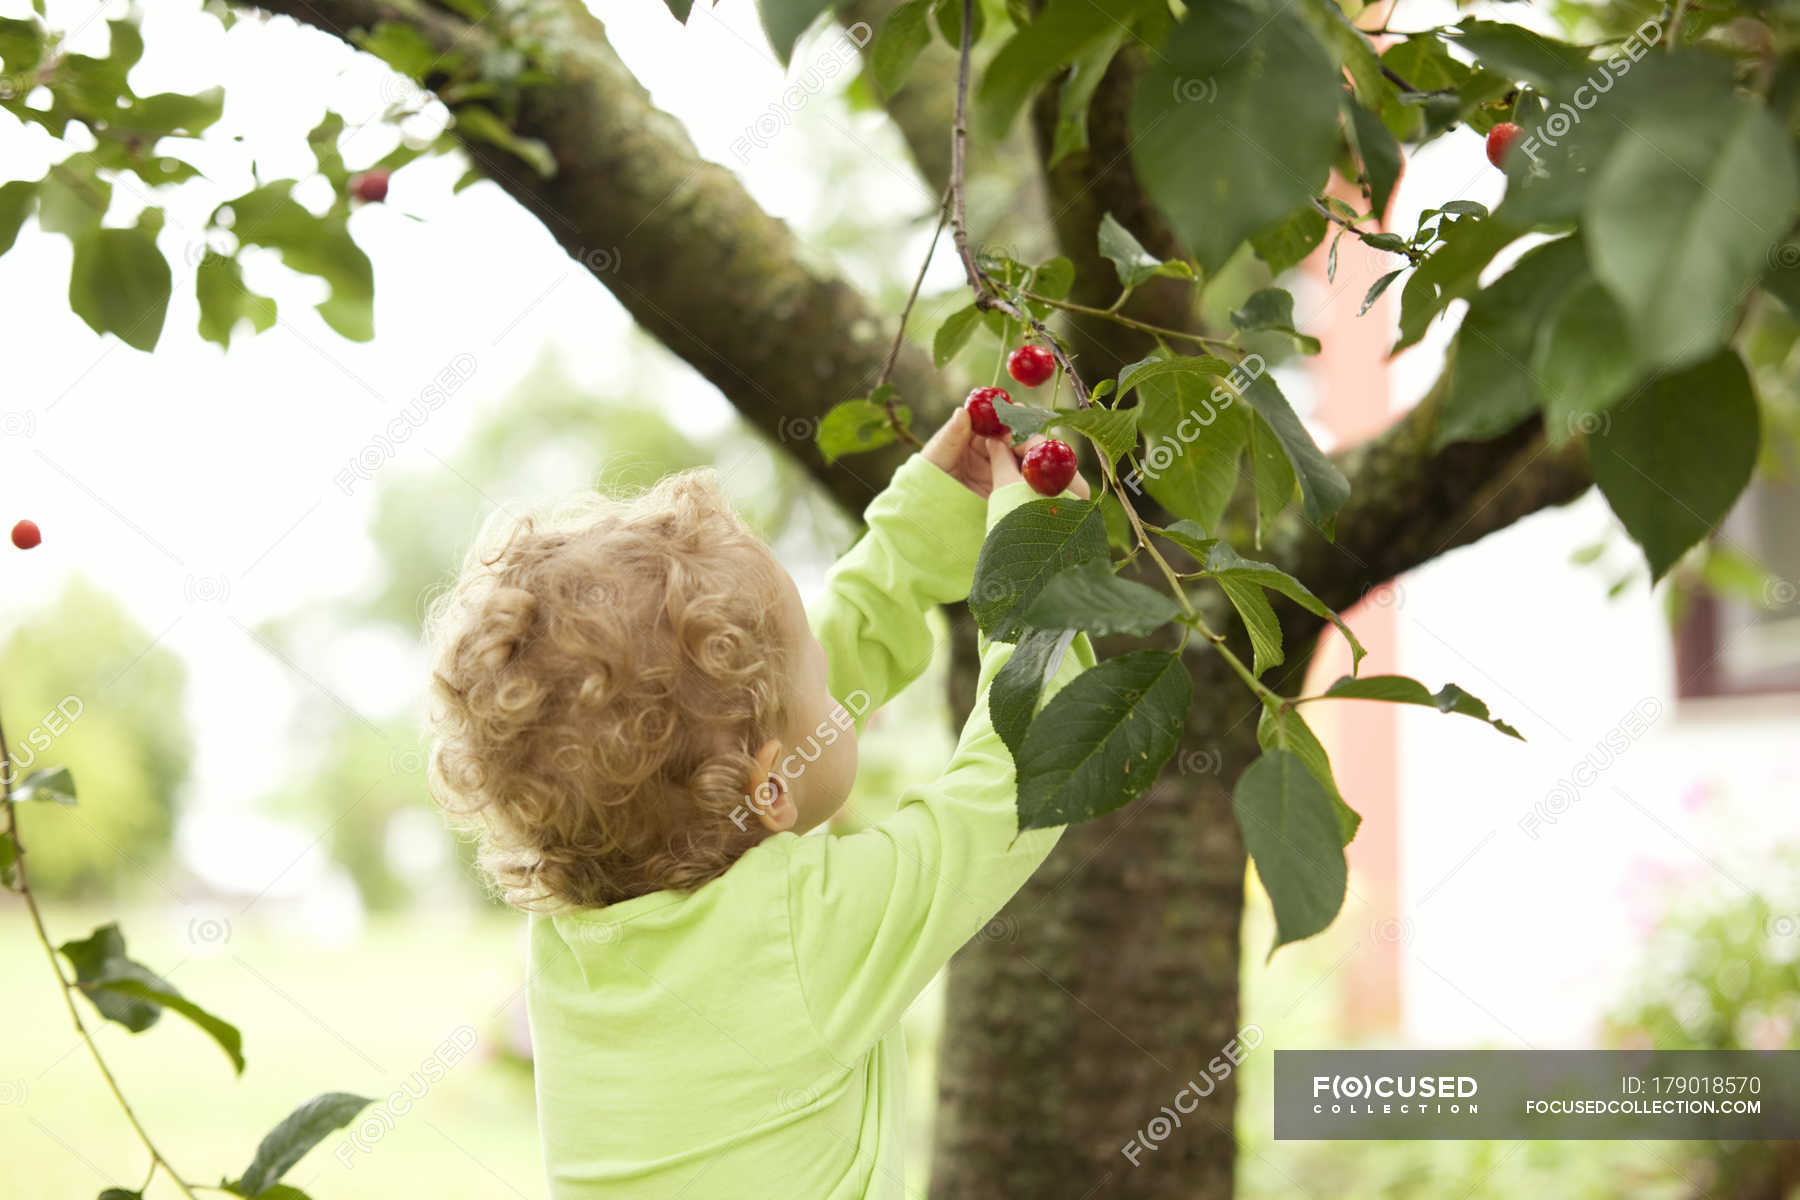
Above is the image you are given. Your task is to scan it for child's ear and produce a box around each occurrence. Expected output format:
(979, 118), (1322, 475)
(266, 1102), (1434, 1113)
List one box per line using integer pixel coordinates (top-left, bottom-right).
(747, 738), (797, 833)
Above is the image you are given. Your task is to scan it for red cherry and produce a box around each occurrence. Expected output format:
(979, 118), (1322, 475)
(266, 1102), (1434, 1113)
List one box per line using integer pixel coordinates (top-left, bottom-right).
(1021, 439), (1078, 497)
(964, 386), (1013, 437)
(11, 519), (40, 550)
(350, 170), (390, 203)
(1486, 122), (1522, 169)
(1007, 344), (1056, 388)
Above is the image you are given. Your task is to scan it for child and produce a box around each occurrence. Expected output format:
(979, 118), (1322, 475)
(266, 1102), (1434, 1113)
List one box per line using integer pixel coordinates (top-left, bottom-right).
(424, 411), (1094, 1198)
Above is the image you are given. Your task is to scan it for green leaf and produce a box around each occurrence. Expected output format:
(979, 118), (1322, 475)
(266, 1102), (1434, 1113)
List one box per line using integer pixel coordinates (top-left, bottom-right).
(1152, 519), (1216, 562)
(1585, 54), (1800, 372)
(38, 158), (111, 237)
(1346, 102), (1400, 218)
(1049, 32), (1125, 167)
(1443, 19), (1592, 97)
(932, 0), (982, 50)
(1320, 673), (1524, 739)
(1244, 409), (1296, 542)
(1050, 405), (1139, 465)
(58, 924), (176, 1033)
(872, 0), (932, 94)
(88, 977), (245, 1075)
(990, 629), (1076, 760)
(1016, 650), (1191, 830)
(1359, 268), (1403, 317)
(1215, 572), (1284, 675)
(1257, 706), (1359, 845)
(12, 765), (76, 804)
(1021, 560), (1180, 637)
(234, 1093), (375, 1196)
(993, 403), (1060, 442)
(971, 499), (1110, 641)
(355, 20), (440, 76)
(816, 397), (906, 463)
(1235, 749), (1348, 955)
(1131, 1), (1341, 272)
(1295, 0), (1385, 105)
(0, 179), (35, 257)
(197, 254), (278, 349)
(976, 0), (1132, 138)
(1030, 256), (1075, 302)
(759, 0), (833, 64)
(1126, 360), (1248, 532)
(1203, 543), (1364, 668)
(223, 184), (374, 342)
(932, 304), (980, 367)
(1436, 235), (1586, 450)
(97, 1190), (143, 1200)
(68, 226), (170, 352)
(1535, 278), (1644, 447)
(1394, 216), (1521, 352)
(1589, 349), (1760, 582)
(117, 88), (224, 137)
(1097, 212), (1170, 290)
(1238, 373), (1348, 527)
(1251, 204), (1328, 275)
(1115, 352), (1234, 400)
(453, 105), (556, 177)
(1229, 288), (1320, 354)
(0, 835), (15, 890)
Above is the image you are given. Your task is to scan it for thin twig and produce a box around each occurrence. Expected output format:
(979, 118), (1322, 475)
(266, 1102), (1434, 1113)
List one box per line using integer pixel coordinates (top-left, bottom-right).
(1014, 289), (1242, 354)
(0, 711), (202, 1200)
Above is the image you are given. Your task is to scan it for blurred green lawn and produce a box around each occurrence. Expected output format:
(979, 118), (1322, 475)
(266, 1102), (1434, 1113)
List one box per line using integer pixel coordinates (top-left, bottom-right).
(0, 903), (546, 1199)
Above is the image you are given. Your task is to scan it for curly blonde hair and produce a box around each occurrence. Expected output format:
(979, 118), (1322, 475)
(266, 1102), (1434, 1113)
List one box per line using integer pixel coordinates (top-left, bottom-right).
(423, 469), (794, 910)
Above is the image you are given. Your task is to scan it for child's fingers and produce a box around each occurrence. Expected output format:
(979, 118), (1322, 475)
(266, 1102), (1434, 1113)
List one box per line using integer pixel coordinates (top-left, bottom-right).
(920, 407), (973, 475)
(988, 434), (1024, 489)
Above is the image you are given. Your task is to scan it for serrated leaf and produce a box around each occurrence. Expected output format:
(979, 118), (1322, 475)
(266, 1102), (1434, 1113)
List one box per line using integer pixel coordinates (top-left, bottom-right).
(971, 499), (1109, 640)
(12, 765), (76, 804)
(58, 924), (175, 1033)
(1436, 235), (1586, 450)
(1203, 543), (1363, 667)
(1152, 519), (1216, 562)
(1229, 287), (1320, 354)
(1394, 216), (1521, 352)
(990, 628), (1076, 759)
(1131, 1), (1340, 272)
(90, 977), (244, 1075)
(932, 304), (980, 367)
(1016, 650), (1191, 830)
(1346, 102), (1400, 218)
(816, 398), (905, 463)
(1215, 573), (1284, 676)
(1127, 361), (1248, 533)
(1238, 373), (1347, 527)
(1360, 269), (1403, 316)
(994, 403), (1060, 442)
(1320, 673), (1524, 739)
(872, 0), (932, 94)
(1585, 54), (1799, 372)
(1589, 349), (1760, 582)
(1257, 706), (1359, 844)
(234, 1093), (374, 1196)
(1050, 405), (1139, 465)
(1097, 212), (1167, 290)
(1115, 352), (1233, 400)
(1050, 32), (1125, 167)
(69, 226), (170, 352)
(1235, 749), (1347, 955)
(1021, 560), (1180, 637)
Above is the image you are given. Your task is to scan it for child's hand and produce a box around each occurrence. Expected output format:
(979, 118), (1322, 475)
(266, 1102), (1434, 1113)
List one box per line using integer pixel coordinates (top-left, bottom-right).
(921, 408), (1003, 498)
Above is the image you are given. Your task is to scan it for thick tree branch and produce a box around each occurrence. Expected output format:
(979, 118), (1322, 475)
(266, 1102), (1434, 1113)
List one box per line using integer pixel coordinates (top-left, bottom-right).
(250, 0), (940, 512)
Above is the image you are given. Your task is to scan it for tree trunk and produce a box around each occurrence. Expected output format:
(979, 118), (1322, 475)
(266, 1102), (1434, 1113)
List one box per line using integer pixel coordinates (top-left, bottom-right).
(933, 629), (1265, 1198)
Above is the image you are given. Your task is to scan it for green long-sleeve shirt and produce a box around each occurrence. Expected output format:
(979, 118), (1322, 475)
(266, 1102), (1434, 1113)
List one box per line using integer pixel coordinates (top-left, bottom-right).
(527, 456), (1095, 1198)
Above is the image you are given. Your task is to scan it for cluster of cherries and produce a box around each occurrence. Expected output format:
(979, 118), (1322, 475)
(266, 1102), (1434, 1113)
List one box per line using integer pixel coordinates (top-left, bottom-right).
(966, 344), (1078, 496)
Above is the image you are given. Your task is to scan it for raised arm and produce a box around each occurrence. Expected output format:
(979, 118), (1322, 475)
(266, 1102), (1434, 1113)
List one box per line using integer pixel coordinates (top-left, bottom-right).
(807, 409), (994, 731)
(782, 467), (1097, 1067)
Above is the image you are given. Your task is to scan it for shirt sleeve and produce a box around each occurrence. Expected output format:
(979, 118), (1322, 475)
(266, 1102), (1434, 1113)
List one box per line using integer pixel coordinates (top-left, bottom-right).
(806, 455), (990, 733)
(782, 478), (1097, 1066)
